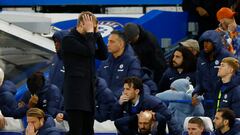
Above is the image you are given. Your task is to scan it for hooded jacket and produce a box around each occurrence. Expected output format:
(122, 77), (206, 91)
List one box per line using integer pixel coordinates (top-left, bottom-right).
(98, 44), (141, 98)
(156, 79), (204, 130)
(21, 81), (63, 117)
(49, 30), (69, 92)
(112, 94), (181, 135)
(194, 30), (232, 100)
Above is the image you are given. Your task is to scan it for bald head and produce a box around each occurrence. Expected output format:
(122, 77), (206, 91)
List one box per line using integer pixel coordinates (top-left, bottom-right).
(0, 68), (4, 86)
(138, 111), (154, 134)
(138, 111), (153, 121)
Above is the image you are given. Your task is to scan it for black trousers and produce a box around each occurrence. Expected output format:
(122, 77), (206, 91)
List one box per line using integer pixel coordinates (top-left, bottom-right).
(66, 110), (94, 135)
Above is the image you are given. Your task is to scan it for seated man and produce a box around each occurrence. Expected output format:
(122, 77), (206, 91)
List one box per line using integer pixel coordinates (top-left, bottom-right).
(214, 108), (240, 135)
(215, 57), (240, 117)
(19, 72), (63, 118)
(187, 117), (205, 135)
(137, 110), (159, 135)
(156, 78), (204, 130)
(184, 117), (214, 135)
(98, 30), (141, 98)
(115, 110), (160, 135)
(112, 77), (181, 135)
(26, 108), (60, 135)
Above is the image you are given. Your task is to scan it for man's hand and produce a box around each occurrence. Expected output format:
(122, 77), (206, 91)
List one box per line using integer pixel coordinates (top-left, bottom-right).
(119, 94), (129, 105)
(228, 22), (237, 32)
(56, 113), (64, 122)
(26, 123), (37, 135)
(196, 7), (209, 17)
(192, 94), (199, 106)
(0, 115), (6, 129)
(82, 14), (94, 33)
(28, 95), (38, 108)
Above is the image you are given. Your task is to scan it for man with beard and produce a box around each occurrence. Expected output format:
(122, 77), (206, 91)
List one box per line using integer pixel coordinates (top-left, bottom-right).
(215, 7), (240, 59)
(192, 30), (232, 118)
(113, 77), (181, 135)
(137, 110), (159, 135)
(158, 46), (197, 92)
(213, 108), (240, 135)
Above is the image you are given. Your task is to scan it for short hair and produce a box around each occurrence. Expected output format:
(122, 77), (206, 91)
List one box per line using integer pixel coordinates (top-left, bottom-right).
(124, 23), (140, 42)
(124, 77), (143, 94)
(217, 108), (236, 128)
(221, 57), (239, 73)
(27, 72), (45, 94)
(169, 46), (197, 72)
(27, 108), (45, 119)
(188, 117), (205, 128)
(110, 30), (127, 45)
(77, 11), (98, 26)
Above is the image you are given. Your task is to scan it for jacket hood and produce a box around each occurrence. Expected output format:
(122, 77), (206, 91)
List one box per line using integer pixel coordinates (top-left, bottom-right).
(52, 30), (69, 44)
(199, 30), (224, 56)
(36, 80), (50, 95)
(170, 78), (190, 92)
(52, 30), (69, 59)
